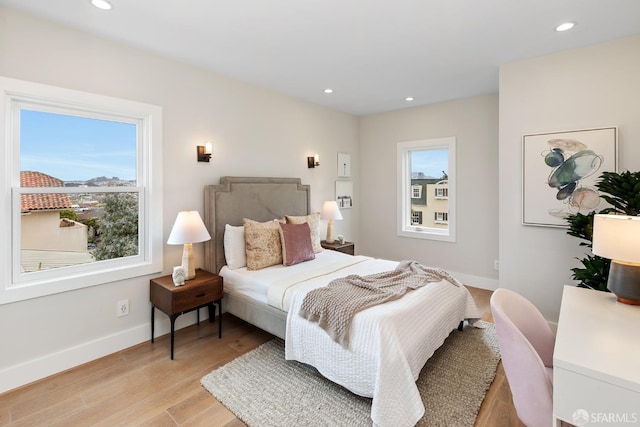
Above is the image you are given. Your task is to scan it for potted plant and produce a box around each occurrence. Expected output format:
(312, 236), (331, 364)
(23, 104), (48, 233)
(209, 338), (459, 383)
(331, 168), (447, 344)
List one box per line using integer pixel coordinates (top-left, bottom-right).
(566, 171), (640, 291)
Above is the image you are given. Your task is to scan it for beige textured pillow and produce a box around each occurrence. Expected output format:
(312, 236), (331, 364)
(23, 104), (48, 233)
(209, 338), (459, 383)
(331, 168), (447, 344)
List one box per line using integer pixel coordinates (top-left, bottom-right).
(286, 212), (322, 253)
(243, 218), (285, 270)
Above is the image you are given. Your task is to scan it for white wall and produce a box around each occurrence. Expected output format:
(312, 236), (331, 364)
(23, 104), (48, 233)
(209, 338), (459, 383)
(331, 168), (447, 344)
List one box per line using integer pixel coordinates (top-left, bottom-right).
(0, 7), (359, 392)
(499, 35), (640, 322)
(359, 94), (499, 289)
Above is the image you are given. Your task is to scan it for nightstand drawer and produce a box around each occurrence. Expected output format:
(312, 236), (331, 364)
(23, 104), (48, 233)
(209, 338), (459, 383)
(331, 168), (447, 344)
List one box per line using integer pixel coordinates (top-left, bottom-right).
(172, 283), (220, 312)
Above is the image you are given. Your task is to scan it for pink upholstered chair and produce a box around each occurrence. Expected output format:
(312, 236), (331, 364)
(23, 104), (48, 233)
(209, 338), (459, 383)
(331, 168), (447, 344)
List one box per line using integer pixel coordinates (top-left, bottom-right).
(490, 288), (556, 427)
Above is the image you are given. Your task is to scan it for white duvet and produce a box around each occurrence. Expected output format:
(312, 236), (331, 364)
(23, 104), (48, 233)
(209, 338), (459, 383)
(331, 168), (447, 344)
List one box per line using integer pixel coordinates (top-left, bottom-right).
(223, 251), (480, 426)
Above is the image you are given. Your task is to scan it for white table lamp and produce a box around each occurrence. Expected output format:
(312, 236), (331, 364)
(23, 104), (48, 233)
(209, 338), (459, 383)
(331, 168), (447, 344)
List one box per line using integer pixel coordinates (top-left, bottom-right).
(167, 210), (211, 280)
(320, 201), (343, 244)
(592, 214), (640, 305)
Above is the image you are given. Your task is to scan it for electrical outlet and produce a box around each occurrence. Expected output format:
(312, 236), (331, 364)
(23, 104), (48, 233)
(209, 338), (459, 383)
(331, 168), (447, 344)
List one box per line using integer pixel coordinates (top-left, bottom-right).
(494, 260), (500, 271)
(117, 299), (129, 317)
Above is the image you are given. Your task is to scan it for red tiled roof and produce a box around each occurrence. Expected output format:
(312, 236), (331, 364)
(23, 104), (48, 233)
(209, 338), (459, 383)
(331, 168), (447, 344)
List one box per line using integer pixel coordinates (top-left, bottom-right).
(21, 171), (64, 187)
(20, 171), (72, 213)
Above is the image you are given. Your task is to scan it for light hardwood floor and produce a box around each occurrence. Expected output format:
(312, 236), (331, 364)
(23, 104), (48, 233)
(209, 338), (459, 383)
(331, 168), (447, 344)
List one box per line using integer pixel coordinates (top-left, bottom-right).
(0, 286), (525, 426)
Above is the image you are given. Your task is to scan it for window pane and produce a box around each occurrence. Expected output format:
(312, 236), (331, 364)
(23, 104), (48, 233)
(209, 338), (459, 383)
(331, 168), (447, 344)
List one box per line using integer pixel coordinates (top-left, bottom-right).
(410, 149), (449, 230)
(20, 109), (137, 186)
(19, 109), (139, 273)
(20, 191), (139, 272)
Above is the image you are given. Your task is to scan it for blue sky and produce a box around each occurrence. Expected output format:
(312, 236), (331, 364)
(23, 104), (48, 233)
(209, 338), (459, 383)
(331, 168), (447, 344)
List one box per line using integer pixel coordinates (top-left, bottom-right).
(20, 109), (137, 182)
(411, 149), (448, 179)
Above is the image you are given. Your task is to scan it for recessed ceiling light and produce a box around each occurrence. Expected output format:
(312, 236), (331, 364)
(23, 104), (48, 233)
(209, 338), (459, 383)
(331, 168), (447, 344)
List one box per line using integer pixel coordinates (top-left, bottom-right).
(324, 88), (333, 94)
(405, 97), (415, 102)
(555, 22), (575, 32)
(90, 0), (113, 10)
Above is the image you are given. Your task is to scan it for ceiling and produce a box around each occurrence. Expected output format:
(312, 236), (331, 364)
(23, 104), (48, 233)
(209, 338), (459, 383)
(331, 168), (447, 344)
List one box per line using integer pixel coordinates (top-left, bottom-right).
(1, 0), (640, 115)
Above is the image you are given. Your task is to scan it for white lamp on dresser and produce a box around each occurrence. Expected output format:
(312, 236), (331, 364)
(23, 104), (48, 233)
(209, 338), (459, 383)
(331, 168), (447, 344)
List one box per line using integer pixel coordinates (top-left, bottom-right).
(320, 200), (343, 244)
(592, 214), (640, 305)
(167, 210), (211, 280)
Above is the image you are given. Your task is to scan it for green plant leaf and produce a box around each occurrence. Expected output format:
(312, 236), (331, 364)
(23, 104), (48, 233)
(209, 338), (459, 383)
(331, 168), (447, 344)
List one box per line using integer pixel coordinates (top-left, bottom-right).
(571, 255), (611, 292)
(565, 170), (640, 291)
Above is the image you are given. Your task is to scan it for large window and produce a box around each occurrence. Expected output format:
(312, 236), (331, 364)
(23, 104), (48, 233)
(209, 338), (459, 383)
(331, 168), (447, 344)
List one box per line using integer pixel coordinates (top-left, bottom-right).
(0, 77), (163, 304)
(397, 137), (456, 242)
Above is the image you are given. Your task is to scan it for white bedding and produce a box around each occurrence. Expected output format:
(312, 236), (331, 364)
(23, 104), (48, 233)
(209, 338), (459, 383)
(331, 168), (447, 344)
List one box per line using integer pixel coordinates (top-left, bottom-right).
(220, 250), (363, 305)
(221, 251), (480, 427)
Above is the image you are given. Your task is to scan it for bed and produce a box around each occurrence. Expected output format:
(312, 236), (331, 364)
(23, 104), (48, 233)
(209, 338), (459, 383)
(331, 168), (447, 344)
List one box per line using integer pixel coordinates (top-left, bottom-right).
(204, 177), (480, 427)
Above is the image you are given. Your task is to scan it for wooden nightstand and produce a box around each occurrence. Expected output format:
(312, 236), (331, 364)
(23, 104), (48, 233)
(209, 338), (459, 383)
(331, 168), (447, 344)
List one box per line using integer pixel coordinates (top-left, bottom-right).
(321, 240), (355, 255)
(150, 268), (223, 359)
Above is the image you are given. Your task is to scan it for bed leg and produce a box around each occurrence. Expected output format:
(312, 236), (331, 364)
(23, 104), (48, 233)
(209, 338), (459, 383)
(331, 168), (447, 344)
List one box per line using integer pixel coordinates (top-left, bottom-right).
(457, 321), (464, 331)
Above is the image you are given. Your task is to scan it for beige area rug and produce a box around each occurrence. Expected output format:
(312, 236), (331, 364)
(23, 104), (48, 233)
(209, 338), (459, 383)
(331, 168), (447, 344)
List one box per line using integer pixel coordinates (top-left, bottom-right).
(201, 322), (500, 427)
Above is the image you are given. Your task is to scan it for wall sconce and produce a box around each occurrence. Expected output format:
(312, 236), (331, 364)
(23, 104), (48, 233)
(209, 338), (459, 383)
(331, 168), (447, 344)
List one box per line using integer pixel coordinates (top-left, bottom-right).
(197, 142), (213, 162)
(307, 154), (320, 168)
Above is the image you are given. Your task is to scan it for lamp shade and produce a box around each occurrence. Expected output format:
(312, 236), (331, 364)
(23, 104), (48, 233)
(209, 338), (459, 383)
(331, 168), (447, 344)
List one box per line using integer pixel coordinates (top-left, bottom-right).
(320, 201), (343, 221)
(592, 214), (640, 264)
(167, 210), (211, 245)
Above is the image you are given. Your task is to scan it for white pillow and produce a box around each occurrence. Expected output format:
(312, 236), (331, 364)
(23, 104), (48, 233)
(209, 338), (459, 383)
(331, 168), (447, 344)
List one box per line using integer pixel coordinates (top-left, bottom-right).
(223, 224), (246, 269)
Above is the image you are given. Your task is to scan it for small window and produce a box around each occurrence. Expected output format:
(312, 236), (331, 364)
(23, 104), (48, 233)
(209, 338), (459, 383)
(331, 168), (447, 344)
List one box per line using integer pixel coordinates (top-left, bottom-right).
(434, 212), (449, 223)
(435, 187), (448, 198)
(411, 210), (423, 225)
(397, 137), (456, 242)
(411, 185), (422, 199)
(0, 76), (163, 304)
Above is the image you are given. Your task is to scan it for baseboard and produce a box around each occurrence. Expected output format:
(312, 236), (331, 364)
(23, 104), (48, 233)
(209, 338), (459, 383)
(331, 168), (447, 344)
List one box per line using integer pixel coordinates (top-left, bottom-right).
(0, 324), (149, 394)
(449, 270), (499, 291)
(0, 310), (210, 394)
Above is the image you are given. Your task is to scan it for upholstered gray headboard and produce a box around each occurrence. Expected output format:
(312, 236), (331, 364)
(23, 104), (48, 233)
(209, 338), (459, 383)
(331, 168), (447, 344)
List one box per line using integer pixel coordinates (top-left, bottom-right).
(204, 177), (311, 273)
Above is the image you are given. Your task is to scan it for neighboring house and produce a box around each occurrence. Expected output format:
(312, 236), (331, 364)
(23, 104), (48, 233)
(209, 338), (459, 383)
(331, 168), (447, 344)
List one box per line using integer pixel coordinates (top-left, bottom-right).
(410, 178), (449, 230)
(20, 171), (93, 272)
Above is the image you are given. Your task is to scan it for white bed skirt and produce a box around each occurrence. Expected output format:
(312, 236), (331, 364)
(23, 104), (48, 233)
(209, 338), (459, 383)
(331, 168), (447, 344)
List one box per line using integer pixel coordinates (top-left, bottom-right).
(223, 289), (287, 339)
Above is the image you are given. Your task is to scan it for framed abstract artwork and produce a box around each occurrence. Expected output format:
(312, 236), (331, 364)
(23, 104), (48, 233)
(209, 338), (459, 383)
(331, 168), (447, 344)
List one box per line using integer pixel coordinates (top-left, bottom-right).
(522, 127), (617, 227)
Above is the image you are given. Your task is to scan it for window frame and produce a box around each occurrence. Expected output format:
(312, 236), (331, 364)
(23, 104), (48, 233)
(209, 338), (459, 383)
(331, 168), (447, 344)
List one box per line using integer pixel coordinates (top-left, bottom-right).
(397, 137), (456, 242)
(0, 76), (163, 304)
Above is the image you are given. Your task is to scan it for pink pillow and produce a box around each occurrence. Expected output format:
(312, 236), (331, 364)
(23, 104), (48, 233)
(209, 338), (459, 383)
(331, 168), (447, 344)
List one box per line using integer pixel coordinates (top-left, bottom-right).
(279, 222), (315, 266)
(286, 212), (323, 253)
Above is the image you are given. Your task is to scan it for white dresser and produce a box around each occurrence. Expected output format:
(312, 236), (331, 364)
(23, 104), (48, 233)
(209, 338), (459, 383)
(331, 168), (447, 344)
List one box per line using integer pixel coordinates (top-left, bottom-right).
(553, 286), (640, 425)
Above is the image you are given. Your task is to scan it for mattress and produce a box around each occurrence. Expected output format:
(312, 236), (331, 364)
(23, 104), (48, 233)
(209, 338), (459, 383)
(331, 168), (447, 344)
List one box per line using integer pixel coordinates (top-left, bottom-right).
(219, 249), (370, 308)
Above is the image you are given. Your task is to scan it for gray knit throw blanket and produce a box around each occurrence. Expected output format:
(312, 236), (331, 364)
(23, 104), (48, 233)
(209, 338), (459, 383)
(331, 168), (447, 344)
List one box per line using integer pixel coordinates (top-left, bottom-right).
(299, 260), (462, 348)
